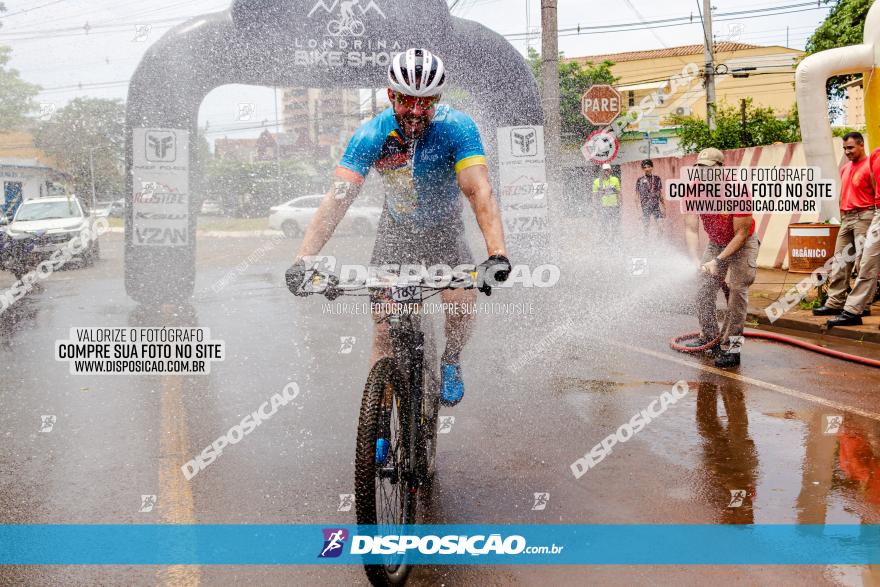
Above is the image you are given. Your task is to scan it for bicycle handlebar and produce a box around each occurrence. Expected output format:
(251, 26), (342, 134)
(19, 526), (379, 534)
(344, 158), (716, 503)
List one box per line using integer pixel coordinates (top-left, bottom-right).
(298, 268), (483, 301)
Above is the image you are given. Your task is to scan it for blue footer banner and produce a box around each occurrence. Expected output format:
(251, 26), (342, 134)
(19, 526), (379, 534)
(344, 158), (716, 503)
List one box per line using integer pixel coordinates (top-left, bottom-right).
(0, 525), (878, 565)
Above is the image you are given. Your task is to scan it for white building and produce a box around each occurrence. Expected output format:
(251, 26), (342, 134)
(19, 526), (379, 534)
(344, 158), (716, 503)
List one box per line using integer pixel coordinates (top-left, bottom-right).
(0, 158), (62, 216)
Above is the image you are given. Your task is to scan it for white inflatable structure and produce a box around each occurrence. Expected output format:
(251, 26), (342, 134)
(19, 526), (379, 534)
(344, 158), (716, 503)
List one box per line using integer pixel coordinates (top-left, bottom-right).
(796, 1), (880, 220)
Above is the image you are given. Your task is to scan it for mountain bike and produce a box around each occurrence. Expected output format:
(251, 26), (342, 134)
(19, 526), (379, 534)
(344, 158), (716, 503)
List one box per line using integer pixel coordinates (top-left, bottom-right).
(294, 267), (487, 586)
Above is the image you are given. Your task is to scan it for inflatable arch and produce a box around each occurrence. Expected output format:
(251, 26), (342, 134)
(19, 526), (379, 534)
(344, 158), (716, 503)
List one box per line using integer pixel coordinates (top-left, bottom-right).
(124, 0), (543, 304)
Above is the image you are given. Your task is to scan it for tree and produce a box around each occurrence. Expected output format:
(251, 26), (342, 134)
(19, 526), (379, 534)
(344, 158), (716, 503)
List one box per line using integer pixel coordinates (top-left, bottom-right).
(0, 46), (40, 130)
(805, 0), (873, 111)
(203, 159), (311, 217)
(670, 99), (801, 153)
(527, 47), (617, 145)
(33, 98), (126, 199)
(0, 2), (41, 130)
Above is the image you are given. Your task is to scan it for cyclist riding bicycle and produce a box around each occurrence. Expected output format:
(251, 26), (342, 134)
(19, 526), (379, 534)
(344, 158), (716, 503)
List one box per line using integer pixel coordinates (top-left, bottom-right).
(286, 48), (511, 407)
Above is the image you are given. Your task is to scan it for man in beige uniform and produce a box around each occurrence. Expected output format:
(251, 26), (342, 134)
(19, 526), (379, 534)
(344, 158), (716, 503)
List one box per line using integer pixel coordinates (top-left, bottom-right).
(683, 148), (759, 369)
(813, 132), (876, 319)
(827, 144), (880, 327)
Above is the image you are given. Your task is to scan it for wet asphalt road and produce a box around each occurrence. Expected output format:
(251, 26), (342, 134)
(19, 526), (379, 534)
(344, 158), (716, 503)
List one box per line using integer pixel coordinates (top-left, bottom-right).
(0, 229), (879, 586)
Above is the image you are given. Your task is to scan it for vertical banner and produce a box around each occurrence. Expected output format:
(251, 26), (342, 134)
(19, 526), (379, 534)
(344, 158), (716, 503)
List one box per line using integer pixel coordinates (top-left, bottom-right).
(497, 126), (549, 235)
(132, 128), (190, 247)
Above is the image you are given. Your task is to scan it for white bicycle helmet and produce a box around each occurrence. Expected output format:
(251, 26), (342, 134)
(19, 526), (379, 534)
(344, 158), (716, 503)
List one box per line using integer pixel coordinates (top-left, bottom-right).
(388, 49), (446, 97)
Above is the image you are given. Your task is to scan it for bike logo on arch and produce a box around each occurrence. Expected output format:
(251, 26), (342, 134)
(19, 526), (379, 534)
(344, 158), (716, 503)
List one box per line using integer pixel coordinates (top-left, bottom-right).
(308, 0), (386, 37)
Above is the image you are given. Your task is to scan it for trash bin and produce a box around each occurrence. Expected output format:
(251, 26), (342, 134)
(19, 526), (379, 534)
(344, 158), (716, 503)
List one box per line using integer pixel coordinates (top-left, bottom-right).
(787, 223), (840, 273)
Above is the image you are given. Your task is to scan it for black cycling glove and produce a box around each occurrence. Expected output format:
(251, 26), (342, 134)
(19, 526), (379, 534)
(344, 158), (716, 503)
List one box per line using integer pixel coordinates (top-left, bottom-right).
(285, 260), (309, 297)
(476, 254), (512, 296)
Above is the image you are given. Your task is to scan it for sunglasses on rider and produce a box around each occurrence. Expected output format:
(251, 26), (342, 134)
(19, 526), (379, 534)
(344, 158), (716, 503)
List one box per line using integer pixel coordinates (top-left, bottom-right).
(393, 93), (440, 109)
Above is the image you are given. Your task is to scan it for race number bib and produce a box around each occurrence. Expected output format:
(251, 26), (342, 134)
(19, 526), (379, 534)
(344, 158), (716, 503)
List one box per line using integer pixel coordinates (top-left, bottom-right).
(391, 285), (421, 304)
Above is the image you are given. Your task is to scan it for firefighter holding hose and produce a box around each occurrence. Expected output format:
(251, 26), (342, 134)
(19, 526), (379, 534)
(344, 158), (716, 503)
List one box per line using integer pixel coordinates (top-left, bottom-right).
(682, 148), (759, 369)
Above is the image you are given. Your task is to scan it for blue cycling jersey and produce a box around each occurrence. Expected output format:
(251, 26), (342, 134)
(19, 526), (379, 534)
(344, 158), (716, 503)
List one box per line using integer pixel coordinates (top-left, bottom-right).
(336, 105), (487, 229)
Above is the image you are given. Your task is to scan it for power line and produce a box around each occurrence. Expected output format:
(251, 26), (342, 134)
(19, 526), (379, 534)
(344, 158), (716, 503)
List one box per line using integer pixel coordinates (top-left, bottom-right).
(0, 18), (183, 41)
(503, 2), (832, 39)
(504, 2), (818, 36)
(0, 0), (216, 33)
(0, 0), (67, 20)
(33, 55), (798, 97)
(2, 0), (829, 41)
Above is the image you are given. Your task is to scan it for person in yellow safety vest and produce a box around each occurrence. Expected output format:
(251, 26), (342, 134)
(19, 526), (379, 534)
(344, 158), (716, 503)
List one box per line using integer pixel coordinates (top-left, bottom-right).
(592, 163), (621, 239)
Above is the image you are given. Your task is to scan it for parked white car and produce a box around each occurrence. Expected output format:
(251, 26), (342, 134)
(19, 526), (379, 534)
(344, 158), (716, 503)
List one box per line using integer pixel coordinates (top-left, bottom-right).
(108, 199), (125, 218)
(93, 204), (111, 218)
(5, 195), (100, 264)
(268, 195), (381, 238)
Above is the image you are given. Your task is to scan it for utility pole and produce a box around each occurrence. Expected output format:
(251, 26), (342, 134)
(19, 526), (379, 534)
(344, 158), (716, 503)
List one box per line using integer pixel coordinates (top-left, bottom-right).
(273, 86), (283, 203)
(700, 0), (717, 131)
(88, 147), (97, 212)
(541, 0), (560, 183)
(740, 98), (748, 145)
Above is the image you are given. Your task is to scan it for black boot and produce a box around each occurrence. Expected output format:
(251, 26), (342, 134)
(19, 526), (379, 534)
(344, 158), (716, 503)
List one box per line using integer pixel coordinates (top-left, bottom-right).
(812, 306), (843, 316)
(714, 352), (741, 368)
(827, 311), (863, 328)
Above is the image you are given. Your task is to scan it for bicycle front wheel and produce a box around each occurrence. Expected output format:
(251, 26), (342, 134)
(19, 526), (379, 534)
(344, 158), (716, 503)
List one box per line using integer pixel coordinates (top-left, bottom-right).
(355, 358), (416, 586)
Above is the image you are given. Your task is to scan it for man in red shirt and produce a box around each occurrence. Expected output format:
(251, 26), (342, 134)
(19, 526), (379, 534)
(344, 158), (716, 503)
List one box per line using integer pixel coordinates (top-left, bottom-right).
(814, 132), (876, 320)
(827, 144), (880, 327)
(684, 148), (759, 368)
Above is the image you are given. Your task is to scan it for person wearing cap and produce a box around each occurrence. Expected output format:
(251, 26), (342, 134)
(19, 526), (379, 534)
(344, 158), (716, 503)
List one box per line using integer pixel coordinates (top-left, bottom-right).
(683, 147), (759, 369)
(813, 132), (877, 322)
(636, 159), (665, 237)
(592, 163), (621, 239)
(826, 139), (880, 327)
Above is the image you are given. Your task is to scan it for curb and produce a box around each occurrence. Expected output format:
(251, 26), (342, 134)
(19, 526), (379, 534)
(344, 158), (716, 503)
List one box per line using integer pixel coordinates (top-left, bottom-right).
(746, 309), (880, 345)
(104, 228), (286, 239)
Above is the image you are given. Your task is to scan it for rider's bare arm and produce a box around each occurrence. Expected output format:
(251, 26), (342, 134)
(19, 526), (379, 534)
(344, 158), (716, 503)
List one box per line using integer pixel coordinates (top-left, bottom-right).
(458, 164), (507, 257)
(294, 175), (363, 261)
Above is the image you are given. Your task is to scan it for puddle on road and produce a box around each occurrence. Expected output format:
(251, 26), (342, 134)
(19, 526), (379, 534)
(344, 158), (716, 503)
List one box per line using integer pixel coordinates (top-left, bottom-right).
(705, 379), (880, 525)
(555, 372), (880, 528)
(552, 377), (698, 395)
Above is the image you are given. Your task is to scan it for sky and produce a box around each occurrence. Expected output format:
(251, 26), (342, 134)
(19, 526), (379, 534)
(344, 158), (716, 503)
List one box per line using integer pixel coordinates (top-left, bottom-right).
(0, 0), (834, 146)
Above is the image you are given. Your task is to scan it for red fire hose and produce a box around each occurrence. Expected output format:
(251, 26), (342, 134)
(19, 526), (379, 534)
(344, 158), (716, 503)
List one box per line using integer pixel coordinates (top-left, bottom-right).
(673, 277), (880, 368)
(671, 331), (880, 369)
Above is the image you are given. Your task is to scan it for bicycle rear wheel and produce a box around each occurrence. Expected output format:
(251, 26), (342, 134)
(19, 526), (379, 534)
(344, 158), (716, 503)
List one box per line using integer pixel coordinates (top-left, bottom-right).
(355, 358), (416, 586)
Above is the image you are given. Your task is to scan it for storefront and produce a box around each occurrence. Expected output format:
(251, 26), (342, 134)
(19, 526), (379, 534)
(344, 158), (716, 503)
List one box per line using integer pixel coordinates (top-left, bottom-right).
(0, 159), (64, 217)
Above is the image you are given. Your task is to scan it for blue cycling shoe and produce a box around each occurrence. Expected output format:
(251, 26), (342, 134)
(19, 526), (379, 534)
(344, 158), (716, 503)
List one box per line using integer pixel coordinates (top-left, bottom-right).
(375, 438), (389, 464)
(440, 363), (464, 407)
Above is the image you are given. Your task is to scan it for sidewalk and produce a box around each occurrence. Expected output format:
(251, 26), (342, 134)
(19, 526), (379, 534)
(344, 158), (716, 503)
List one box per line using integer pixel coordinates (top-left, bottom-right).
(748, 268), (880, 345)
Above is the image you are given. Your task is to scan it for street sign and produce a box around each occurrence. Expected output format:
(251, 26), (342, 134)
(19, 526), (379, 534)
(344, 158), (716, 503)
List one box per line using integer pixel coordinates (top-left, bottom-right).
(581, 129), (619, 165)
(651, 137), (668, 144)
(581, 85), (622, 125)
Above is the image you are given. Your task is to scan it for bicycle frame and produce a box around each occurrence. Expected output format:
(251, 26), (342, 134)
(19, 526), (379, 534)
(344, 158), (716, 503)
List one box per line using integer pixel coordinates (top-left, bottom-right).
(386, 301), (434, 489)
